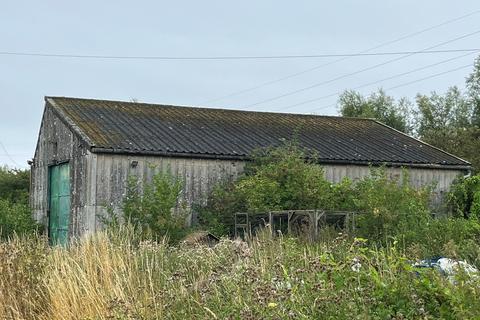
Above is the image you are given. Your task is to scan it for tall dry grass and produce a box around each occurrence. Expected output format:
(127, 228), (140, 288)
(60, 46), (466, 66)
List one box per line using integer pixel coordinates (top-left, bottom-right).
(1, 227), (480, 319)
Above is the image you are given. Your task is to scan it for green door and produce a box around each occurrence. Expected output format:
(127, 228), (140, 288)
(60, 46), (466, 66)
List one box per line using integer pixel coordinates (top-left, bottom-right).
(49, 163), (70, 246)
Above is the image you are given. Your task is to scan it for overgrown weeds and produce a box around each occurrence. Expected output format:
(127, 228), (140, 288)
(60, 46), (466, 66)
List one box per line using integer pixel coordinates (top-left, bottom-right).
(1, 227), (479, 319)
(3, 145), (480, 318)
(197, 142), (438, 244)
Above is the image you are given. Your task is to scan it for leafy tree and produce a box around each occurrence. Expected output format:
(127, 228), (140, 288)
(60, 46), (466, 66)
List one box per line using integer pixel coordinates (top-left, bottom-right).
(338, 55), (480, 172)
(415, 87), (480, 171)
(466, 56), (480, 126)
(0, 166), (30, 204)
(415, 87), (472, 136)
(338, 89), (413, 133)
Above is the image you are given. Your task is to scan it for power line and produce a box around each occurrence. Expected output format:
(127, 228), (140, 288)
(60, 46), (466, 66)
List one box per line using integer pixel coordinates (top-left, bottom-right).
(0, 140), (21, 168)
(202, 9), (480, 104)
(0, 48), (478, 61)
(245, 30), (480, 108)
(274, 51), (477, 111)
(305, 62), (474, 114)
(386, 63), (473, 91)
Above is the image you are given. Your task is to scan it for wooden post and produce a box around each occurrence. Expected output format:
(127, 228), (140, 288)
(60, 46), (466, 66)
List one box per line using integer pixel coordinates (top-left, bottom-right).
(352, 212), (356, 235)
(345, 213), (350, 234)
(269, 211), (273, 236)
(287, 212), (290, 235)
(246, 213), (250, 238)
(234, 213), (238, 238)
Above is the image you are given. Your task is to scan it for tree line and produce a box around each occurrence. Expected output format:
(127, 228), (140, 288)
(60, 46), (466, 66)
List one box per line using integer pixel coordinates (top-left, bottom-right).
(338, 55), (480, 171)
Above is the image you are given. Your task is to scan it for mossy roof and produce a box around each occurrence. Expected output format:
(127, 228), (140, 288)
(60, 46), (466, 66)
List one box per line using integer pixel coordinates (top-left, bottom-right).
(45, 96), (470, 169)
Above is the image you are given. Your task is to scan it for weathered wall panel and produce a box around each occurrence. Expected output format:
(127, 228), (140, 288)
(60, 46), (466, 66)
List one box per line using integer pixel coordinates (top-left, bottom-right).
(30, 106), (90, 238)
(90, 155), (465, 232)
(90, 154), (245, 231)
(321, 164), (464, 210)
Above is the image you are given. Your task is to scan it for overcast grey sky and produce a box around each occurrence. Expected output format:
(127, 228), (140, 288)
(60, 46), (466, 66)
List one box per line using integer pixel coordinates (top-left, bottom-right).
(1, 1), (479, 169)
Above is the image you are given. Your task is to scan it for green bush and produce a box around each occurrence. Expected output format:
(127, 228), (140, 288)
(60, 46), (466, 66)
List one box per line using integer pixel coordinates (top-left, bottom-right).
(122, 172), (188, 243)
(195, 159), (336, 236)
(195, 142), (480, 271)
(194, 182), (242, 236)
(0, 199), (38, 239)
(0, 166), (38, 239)
(197, 142), (350, 235)
(448, 174), (480, 218)
(0, 166), (30, 204)
(198, 143), (433, 243)
(353, 168), (432, 242)
(238, 143), (341, 211)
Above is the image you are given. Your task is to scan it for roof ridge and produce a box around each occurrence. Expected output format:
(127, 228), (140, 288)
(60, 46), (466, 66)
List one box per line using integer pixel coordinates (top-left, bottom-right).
(44, 96), (376, 121)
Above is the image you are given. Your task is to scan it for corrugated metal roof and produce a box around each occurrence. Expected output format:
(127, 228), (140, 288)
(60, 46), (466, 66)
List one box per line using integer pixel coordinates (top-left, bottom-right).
(46, 96), (470, 168)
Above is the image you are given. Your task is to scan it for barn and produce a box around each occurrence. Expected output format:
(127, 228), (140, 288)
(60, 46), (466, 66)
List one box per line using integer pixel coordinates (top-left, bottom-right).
(31, 97), (471, 244)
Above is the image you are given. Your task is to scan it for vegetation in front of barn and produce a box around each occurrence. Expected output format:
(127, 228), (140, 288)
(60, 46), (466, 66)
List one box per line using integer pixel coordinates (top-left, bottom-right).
(1, 227), (480, 319)
(0, 167), (39, 239)
(114, 173), (189, 244)
(1, 146), (480, 319)
(196, 143), (480, 262)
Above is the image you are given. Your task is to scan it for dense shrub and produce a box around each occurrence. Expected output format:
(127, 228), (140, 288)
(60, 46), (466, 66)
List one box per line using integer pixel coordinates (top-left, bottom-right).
(448, 174), (480, 219)
(196, 143), (480, 271)
(195, 181), (243, 236)
(236, 144), (335, 212)
(121, 172), (188, 243)
(353, 168), (432, 242)
(0, 166), (29, 204)
(0, 167), (38, 239)
(198, 143), (433, 243)
(197, 143), (355, 235)
(0, 199), (38, 239)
